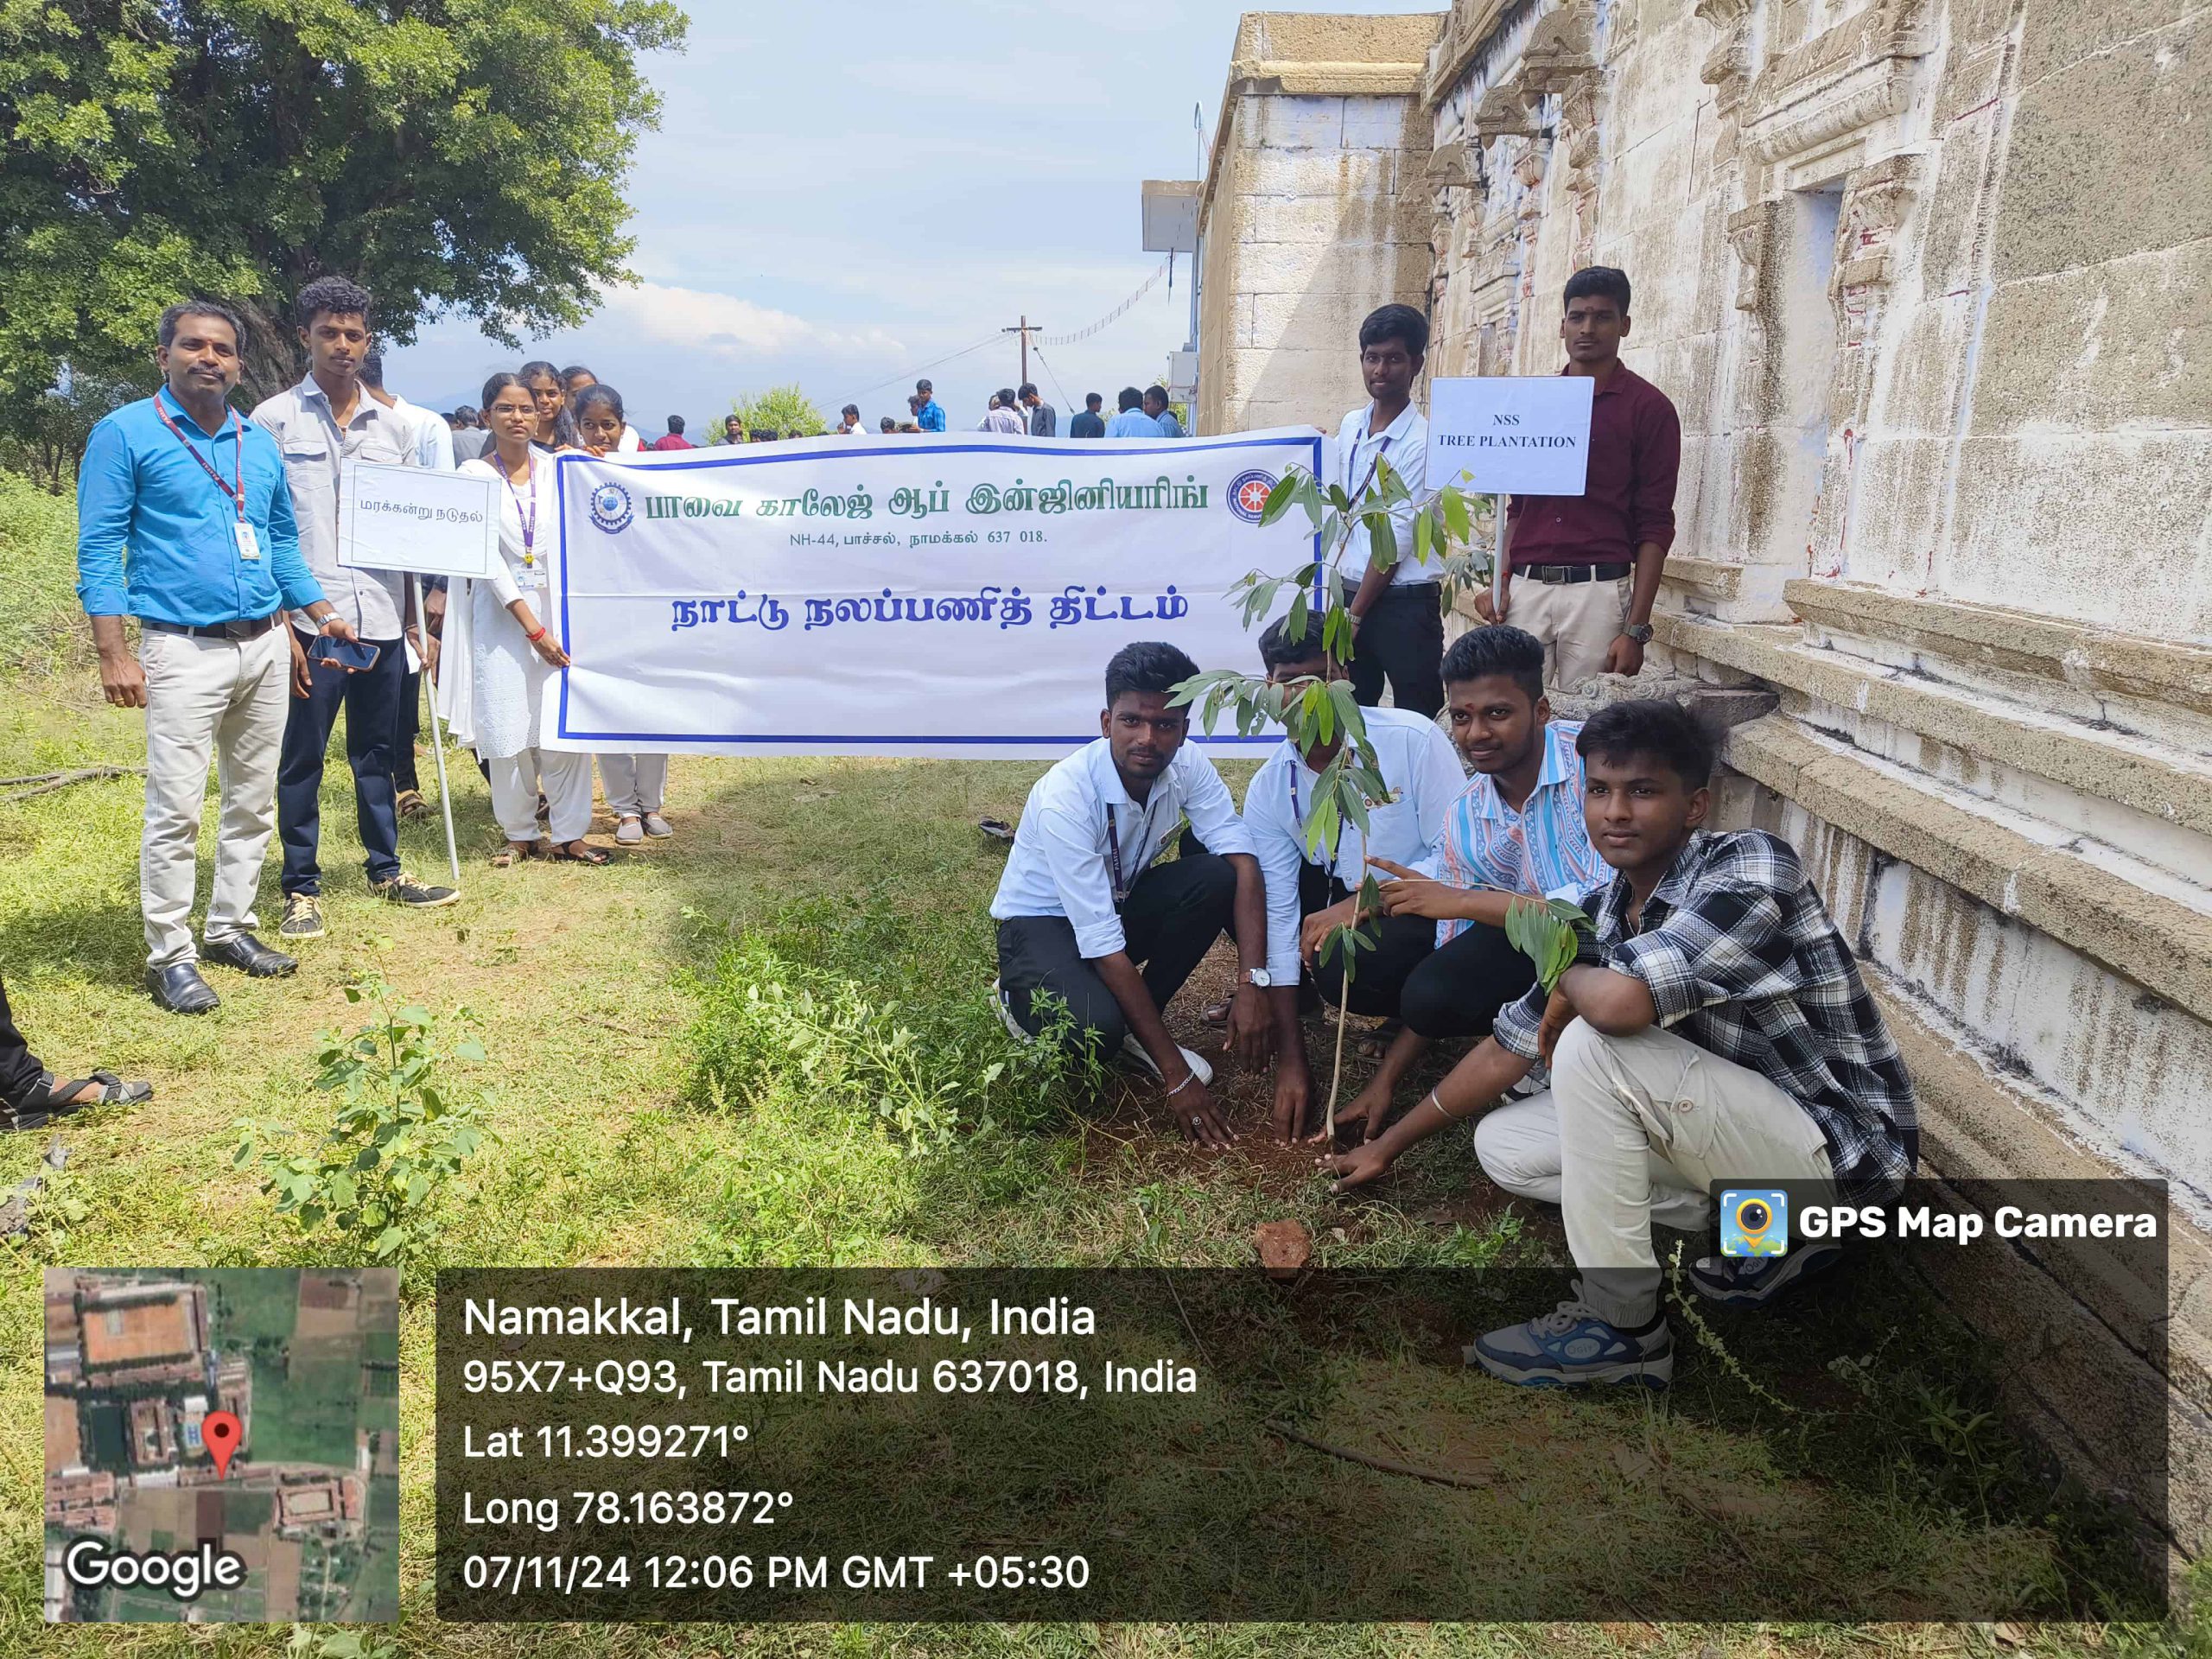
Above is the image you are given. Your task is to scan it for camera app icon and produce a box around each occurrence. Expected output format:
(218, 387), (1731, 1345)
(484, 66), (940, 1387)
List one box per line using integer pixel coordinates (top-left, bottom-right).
(1719, 1189), (1789, 1258)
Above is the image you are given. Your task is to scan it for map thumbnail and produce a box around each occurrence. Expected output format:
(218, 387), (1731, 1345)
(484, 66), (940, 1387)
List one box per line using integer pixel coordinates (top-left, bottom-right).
(43, 1268), (400, 1623)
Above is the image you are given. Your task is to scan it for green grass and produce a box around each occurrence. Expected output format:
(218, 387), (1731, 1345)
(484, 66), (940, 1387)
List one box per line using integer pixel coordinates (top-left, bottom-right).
(0, 503), (2202, 1651)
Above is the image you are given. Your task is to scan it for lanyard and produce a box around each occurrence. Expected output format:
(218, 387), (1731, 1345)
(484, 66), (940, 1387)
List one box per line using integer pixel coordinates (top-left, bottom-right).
(1103, 797), (1157, 911)
(152, 393), (245, 521)
(1349, 427), (1395, 505)
(501, 453), (538, 567)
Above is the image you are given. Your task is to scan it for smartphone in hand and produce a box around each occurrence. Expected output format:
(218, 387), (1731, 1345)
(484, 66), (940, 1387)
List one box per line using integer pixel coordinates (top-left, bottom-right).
(308, 635), (382, 673)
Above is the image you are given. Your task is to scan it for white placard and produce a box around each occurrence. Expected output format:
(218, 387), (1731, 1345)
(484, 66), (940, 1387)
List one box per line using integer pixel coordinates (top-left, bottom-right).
(1426, 375), (1595, 495)
(337, 459), (499, 579)
(537, 429), (1330, 757)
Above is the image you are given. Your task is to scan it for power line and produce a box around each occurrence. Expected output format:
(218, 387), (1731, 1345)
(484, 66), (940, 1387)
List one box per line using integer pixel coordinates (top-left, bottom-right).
(1029, 344), (1073, 415)
(839, 330), (1002, 403)
(1039, 259), (1172, 346)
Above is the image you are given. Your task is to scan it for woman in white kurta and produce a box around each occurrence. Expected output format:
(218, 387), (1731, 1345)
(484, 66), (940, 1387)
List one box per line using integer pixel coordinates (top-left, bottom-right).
(457, 372), (605, 865)
(572, 385), (672, 846)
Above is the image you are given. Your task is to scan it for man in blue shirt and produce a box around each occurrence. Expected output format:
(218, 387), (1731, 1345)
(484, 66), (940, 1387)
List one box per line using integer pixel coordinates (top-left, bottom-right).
(1142, 386), (1185, 437)
(1069, 392), (1107, 438)
(77, 299), (360, 1015)
(913, 378), (947, 433)
(1105, 387), (1162, 437)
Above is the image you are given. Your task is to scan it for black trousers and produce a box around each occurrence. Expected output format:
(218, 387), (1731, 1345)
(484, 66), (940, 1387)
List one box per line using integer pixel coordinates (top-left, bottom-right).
(997, 854), (1236, 1056)
(393, 668), (422, 795)
(1300, 864), (1439, 1018)
(1347, 582), (1446, 717)
(1397, 919), (1541, 1040)
(277, 634), (405, 895)
(0, 975), (48, 1111)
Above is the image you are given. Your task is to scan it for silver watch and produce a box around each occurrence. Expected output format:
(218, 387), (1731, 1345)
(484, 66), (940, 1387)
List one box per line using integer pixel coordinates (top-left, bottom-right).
(1621, 621), (1655, 645)
(1243, 968), (1274, 988)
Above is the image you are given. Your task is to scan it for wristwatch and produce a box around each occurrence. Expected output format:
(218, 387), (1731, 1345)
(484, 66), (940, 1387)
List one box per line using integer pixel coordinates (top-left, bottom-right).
(1243, 968), (1274, 988)
(1621, 621), (1655, 645)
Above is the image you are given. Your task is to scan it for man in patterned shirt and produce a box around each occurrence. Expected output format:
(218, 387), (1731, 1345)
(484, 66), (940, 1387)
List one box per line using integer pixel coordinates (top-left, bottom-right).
(1316, 625), (1606, 1142)
(1321, 698), (1916, 1389)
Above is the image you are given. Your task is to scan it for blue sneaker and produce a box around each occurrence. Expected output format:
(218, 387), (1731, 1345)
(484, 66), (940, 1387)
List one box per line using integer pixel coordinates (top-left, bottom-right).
(1688, 1240), (1843, 1306)
(1467, 1288), (1674, 1389)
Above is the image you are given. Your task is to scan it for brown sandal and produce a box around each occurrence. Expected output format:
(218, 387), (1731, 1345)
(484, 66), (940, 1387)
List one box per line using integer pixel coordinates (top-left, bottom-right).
(551, 840), (609, 866)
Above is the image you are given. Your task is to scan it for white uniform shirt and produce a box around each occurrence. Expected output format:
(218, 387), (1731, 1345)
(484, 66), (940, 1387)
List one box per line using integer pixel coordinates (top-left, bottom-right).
(1335, 401), (1429, 588)
(391, 393), (457, 469)
(990, 739), (1258, 959)
(1242, 706), (1466, 983)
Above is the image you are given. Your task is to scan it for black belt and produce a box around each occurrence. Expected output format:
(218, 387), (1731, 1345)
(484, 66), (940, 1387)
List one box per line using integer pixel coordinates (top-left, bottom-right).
(140, 614), (280, 640)
(1522, 563), (1630, 584)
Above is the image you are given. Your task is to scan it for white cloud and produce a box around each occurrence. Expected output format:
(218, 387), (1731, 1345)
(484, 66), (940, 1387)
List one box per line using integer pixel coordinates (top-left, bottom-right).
(598, 280), (906, 363)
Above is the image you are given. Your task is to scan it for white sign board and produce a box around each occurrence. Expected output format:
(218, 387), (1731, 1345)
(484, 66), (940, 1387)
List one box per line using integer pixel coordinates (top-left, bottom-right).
(1425, 375), (1595, 495)
(537, 429), (1329, 757)
(337, 459), (499, 580)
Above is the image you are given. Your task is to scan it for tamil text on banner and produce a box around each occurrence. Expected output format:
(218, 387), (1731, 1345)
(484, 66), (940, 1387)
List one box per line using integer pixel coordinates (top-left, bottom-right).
(1425, 376), (1595, 495)
(540, 429), (1327, 757)
(337, 458), (499, 579)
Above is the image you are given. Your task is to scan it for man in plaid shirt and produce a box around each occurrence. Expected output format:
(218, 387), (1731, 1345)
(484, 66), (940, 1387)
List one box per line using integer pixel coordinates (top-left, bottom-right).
(1321, 698), (1916, 1389)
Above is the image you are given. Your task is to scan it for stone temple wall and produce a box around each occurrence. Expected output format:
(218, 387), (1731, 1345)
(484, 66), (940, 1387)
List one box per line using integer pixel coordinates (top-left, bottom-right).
(1209, 0), (2212, 1563)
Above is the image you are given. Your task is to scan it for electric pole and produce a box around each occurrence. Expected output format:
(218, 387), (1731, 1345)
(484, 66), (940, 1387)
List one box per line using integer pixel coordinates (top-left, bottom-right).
(1002, 315), (1040, 386)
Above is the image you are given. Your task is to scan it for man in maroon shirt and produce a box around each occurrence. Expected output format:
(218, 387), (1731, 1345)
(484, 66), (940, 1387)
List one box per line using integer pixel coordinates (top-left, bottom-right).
(647, 416), (695, 452)
(1478, 268), (1680, 693)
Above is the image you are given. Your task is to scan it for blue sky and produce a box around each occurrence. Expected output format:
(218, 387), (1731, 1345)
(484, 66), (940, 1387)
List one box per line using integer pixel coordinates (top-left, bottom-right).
(386, 0), (1435, 433)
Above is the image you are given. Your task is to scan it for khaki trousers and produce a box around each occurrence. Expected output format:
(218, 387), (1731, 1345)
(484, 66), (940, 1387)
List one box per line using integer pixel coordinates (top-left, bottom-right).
(1473, 1022), (1834, 1326)
(138, 625), (290, 969)
(1502, 575), (1628, 694)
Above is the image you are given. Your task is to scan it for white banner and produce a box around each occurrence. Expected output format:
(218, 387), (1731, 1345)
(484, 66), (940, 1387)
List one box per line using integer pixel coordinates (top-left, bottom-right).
(538, 429), (1328, 757)
(1426, 376), (1594, 495)
(337, 459), (499, 578)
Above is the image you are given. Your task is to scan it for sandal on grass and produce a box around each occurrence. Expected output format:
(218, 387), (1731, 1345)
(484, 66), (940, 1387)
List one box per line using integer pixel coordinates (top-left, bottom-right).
(395, 789), (432, 821)
(551, 840), (610, 866)
(490, 840), (546, 868)
(9, 1071), (151, 1131)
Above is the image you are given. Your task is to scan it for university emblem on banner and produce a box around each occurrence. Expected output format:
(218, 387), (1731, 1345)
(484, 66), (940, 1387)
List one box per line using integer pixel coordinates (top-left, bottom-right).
(588, 480), (635, 534)
(1228, 469), (1278, 524)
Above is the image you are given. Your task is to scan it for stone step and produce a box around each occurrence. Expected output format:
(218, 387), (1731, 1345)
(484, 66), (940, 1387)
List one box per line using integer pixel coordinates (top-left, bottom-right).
(1656, 609), (2212, 856)
(1722, 715), (2212, 1031)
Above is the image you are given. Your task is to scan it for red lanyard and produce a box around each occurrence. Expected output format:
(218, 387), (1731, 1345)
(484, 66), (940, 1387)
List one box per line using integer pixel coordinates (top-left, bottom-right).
(501, 454), (538, 565)
(153, 392), (245, 521)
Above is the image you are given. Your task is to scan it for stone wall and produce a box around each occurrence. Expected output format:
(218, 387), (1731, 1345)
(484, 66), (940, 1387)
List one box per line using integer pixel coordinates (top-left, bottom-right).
(1194, 12), (1441, 435)
(1205, 0), (2212, 1562)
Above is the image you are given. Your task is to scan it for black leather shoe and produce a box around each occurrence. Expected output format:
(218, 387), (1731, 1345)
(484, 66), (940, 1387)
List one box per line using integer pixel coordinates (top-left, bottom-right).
(145, 963), (221, 1015)
(201, 932), (297, 978)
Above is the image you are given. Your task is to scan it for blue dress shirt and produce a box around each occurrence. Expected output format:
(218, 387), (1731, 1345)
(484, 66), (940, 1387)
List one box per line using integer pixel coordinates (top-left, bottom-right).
(1106, 409), (1166, 437)
(916, 399), (947, 432)
(77, 386), (321, 626)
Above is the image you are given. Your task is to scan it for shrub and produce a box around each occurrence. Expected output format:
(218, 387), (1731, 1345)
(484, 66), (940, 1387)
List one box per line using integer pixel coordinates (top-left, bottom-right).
(235, 967), (494, 1263)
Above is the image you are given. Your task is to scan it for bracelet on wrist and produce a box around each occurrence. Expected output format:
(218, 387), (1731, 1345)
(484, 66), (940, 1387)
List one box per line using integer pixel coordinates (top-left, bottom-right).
(1164, 1071), (1198, 1098)
(526, 625), (548, 643)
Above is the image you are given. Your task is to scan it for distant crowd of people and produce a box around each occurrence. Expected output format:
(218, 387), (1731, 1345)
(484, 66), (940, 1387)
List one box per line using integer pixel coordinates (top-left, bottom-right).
(435, 378), (1191, 447)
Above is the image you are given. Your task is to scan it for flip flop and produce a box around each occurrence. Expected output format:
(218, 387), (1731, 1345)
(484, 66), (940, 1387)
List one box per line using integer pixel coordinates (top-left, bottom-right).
(977, 817), (1015, 842)
(551, 841), (610, 866)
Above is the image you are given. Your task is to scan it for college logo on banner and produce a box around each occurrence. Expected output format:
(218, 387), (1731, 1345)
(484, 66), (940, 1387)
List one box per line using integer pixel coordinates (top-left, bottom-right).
(588, 480), (634, 534)
(1228, 469), (1278, 524)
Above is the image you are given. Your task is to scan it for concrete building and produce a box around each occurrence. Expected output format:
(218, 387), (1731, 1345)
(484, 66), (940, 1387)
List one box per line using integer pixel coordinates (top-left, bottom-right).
(1200, 0), (2209, 1564)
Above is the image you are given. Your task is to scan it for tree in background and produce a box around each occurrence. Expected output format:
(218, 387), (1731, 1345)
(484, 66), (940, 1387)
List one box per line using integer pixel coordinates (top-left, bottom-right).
(0, 0), (689, 426)
(721, 385), (828, 441)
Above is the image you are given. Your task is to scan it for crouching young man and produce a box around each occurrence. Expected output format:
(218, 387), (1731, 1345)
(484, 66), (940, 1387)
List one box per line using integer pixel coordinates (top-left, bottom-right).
(990, 642), (1274, 1147)
(1237, 613), (1467, 1143)
(1320, 699), (1916, 1387)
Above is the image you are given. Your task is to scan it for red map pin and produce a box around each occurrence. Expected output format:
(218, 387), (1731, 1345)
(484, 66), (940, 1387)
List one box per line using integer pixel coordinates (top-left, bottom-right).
(202, 1411), (241, 1478)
